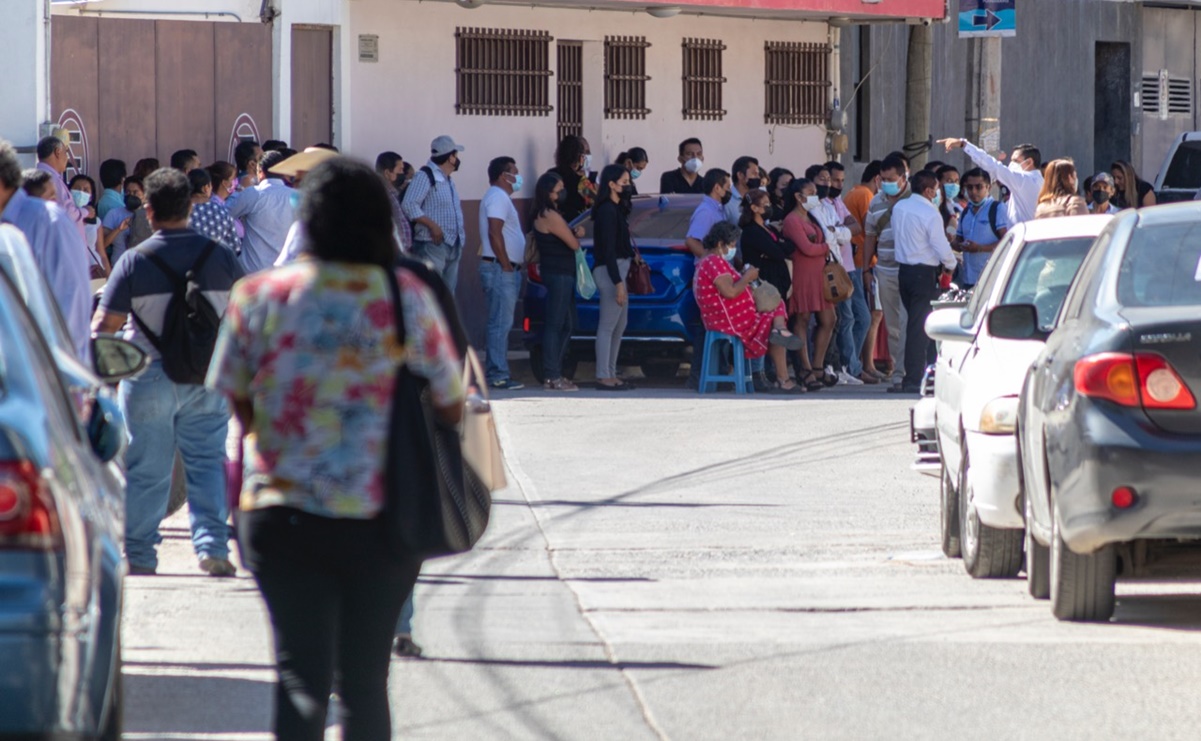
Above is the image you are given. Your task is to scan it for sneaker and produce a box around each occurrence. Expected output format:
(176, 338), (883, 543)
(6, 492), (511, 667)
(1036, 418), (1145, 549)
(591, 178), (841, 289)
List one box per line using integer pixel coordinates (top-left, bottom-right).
(489, 378), (525, 391)
(837, 370), (864, 386)
(544, 378), (579, 391)
(393, 635), (424, 658)
(199, 557), (237, 577)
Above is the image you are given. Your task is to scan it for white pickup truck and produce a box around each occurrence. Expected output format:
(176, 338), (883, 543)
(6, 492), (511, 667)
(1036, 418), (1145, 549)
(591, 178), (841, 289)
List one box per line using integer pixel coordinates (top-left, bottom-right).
(1153, 131), (1201, 204)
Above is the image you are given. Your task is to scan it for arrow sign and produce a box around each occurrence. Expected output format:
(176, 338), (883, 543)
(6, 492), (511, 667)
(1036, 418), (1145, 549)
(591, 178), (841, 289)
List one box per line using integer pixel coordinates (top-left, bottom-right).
(972, 9), (1001, 30)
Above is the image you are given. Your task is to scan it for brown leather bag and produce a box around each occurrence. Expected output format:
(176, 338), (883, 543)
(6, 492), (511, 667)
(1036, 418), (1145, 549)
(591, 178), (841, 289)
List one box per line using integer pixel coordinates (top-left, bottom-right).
(822, 253), (854, 304)
(626, 242), (653, 295)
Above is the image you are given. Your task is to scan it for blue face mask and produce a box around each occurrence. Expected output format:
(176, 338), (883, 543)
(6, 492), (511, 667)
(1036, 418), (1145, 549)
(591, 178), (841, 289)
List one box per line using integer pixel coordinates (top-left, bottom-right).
(630, 168), (642, 180)
(943, 183), (960, 200)
(932, 190), (943, 207)
(289, 190), (301, 210)
(509, 173), (523, 193)
(881, 181), (901, 197)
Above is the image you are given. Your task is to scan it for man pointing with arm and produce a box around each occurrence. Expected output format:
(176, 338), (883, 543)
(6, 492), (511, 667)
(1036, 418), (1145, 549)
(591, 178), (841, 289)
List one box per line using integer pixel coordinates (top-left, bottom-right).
(938, 138), (1043, 225)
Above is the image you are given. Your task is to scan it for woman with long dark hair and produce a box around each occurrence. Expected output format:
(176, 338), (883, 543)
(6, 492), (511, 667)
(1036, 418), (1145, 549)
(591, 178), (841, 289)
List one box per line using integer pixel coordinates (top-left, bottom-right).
(1111, 159), (1156, 209)
(591, 164), (635, 390)
(68, 173), (110, 277)
(781, 178), (836, 391)
(553, 135), (591, 221)
(767, 167), (794, 222)
(208, 156), (465, 741)
(616, 147), (649, 195)
(530, 171), (585, 390)
(739, 189), (793, 301)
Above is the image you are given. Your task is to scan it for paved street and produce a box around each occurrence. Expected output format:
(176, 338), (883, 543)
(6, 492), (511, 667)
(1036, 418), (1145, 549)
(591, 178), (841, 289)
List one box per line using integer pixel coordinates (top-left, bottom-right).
(123, 376), (1201, 740)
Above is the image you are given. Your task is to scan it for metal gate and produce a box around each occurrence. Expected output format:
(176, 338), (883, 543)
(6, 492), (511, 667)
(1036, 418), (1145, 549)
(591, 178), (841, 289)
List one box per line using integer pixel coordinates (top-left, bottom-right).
(557, 41), (582, 142)
(1140, 7), (1198, 180)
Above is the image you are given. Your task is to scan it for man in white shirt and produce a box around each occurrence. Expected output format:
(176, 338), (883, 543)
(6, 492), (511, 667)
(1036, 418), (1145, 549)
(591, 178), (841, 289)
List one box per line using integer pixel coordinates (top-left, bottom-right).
(890, 171), (957, 395)
(938, 137), (1043, 225)
(479, 156), (526, 390)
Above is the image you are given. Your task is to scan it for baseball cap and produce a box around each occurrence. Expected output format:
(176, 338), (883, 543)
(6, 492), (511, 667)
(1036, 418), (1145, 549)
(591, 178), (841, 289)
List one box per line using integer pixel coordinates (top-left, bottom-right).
(431, 135), (466, 158)
(1090, 172), (1114, 186)
(272, 147), (339, 178)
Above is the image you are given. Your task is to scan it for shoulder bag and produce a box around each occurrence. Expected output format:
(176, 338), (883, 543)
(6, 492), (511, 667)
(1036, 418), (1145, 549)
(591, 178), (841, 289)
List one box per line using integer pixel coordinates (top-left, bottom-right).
(822, 252), (854, 305)
(626, 239), (653, 295)
(381, 267), (496, 559)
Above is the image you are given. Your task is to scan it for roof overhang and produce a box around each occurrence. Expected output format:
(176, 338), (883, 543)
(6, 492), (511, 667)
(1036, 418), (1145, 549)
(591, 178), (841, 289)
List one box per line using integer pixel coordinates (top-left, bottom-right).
(443, 0), (948, 22)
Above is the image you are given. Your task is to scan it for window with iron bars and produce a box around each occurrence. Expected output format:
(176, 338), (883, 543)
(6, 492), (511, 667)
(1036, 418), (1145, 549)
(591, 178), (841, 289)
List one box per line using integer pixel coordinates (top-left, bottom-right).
(455, 27), (553, 116)
(763, 41), (831, 125)
(605, 36), (652, 120)
(682, 38), (726, 121)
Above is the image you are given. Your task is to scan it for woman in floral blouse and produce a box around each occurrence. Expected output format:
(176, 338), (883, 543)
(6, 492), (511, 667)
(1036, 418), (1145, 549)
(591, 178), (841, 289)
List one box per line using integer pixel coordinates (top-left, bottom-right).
(208, 157), (464, 741)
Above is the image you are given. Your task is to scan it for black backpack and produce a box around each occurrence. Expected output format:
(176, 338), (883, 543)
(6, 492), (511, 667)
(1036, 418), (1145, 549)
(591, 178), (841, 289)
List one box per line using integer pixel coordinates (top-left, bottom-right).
(987, 201), (1002, 238)
(132, 241), (223, 385)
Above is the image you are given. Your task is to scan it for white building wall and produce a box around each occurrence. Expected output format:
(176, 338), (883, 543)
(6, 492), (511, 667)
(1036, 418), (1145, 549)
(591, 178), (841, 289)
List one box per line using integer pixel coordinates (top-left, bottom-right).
(1, 0), (50, 158)
(345, 0), (832, 201)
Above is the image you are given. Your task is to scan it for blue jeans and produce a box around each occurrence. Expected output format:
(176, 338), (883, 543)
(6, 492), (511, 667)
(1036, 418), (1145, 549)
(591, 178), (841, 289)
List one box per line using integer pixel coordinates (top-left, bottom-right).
(479, 260), (523, 383)
(411, 238), (463, 294)
(396, 591), (415, 635)
(542, 271), (577, 380)
(836, 271), (872, 377)
(119, 361), (231, 569)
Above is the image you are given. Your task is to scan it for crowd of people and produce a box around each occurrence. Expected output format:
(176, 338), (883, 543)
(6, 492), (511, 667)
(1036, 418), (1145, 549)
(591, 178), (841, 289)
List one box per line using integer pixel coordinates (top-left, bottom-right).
(0, 124), (1163, 740)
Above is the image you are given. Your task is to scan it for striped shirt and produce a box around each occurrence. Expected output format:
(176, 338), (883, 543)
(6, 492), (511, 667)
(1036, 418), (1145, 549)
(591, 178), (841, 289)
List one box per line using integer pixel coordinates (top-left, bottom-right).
(864, 187), (913, 270)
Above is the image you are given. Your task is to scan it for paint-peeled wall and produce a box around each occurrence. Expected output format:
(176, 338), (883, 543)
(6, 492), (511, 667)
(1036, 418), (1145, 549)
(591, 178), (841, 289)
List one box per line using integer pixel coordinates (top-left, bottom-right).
(345, 0), (832, 201)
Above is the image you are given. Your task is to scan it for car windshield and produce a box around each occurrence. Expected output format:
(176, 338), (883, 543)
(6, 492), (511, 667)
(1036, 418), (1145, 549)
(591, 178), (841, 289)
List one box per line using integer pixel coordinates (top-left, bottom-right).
(1000, 236), (1096, 329)
(1162, 140), (1201, 190)
(576, 198), (697, 242)
(1117, 222), (1201, 307)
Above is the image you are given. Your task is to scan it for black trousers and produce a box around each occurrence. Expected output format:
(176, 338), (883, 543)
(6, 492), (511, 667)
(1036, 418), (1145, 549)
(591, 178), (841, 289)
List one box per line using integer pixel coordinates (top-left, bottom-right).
(898, 263), (941, 390)
(241, 507), (422, 741)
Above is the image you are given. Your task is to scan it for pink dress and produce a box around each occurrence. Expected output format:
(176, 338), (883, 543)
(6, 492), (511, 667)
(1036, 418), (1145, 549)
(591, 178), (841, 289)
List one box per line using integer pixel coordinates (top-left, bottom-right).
(782, 211), (833, 314)
(694, 254), (787, 359)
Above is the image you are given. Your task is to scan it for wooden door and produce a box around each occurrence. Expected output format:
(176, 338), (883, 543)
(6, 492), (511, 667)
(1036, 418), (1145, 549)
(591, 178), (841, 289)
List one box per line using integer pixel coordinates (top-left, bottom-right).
(291, 27), (333, 149)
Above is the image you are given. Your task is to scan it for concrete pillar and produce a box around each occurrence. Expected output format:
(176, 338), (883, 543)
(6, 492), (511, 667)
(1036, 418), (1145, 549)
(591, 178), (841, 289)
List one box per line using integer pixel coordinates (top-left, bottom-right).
(0, 0), (49, 155)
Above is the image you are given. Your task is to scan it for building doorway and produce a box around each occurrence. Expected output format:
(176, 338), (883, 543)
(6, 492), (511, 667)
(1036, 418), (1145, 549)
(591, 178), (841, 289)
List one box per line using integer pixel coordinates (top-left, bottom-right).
(291, 26), (334, 148)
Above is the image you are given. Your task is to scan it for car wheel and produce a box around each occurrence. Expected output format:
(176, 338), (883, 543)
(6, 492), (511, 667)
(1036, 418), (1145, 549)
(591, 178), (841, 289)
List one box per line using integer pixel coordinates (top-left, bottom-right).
(640, 360), (682, 380)
(959, 446), (1024, 578)
(1050, 503), (1116, 622)
(167, 451), (187, 517)
(940, 458), (961, 558)
(1024, 493), (1050, 599)
(99, 636), (122, 741)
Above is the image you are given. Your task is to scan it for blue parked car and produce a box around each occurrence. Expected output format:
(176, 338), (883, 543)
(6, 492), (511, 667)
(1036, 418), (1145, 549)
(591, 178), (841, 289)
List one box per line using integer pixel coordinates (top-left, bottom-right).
(0, 225), (148, 740)
(523, 194), (705, 381)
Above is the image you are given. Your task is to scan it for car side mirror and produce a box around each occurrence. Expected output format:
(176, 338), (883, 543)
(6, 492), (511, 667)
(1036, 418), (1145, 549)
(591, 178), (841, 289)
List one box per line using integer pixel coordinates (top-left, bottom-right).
(924, 308), (975, 343)
(92, 334), (149, 383)
(86, 394), (126, 463)
(988, 304), (1048, 341)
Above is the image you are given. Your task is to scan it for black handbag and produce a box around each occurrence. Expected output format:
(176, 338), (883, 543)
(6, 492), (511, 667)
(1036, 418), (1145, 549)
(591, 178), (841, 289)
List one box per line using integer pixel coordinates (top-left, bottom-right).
(381, 267), (491, 559)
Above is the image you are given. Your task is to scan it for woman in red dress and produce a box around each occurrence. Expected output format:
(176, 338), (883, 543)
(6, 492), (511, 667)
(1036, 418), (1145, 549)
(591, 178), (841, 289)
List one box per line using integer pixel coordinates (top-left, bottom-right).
(693, 221), (804, 393)
(782, 178), (836, 392)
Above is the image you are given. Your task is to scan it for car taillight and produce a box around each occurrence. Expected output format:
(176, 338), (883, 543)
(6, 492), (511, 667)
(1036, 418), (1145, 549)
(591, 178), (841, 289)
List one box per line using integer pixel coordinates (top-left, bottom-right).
(1073, 352), (1196, 411)
(0, 461), (62, 550)
(527, 263), (543, 284)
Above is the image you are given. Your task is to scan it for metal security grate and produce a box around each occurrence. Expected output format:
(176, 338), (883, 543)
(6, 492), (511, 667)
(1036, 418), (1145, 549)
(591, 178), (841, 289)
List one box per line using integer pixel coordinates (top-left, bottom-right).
(605, 35), (652, 120)
(1168, 76), (1193, 115)
(763, 41), (831, 125)
(682, 38), (726, 121)
(557, 41), (583, 141)
(455, 27), (553, 116)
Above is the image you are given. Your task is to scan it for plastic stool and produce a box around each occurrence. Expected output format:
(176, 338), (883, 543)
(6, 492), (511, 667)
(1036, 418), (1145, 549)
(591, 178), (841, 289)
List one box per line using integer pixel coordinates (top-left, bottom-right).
(697, 331), (752, 394)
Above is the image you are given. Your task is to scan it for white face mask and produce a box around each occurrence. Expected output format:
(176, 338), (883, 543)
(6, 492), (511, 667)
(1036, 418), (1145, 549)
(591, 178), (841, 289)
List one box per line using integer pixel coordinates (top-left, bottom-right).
(1009, 159), (1025, 173)
(582, 154), (593, 172)
(684, 158), (703, 174)
(723, 246), (737, 263)
(803, 195), (821, 210)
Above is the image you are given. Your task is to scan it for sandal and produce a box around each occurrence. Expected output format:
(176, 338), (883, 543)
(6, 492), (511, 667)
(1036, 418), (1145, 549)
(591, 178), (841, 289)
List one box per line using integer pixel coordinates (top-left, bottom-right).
(801, 370), (824, 392)
(544, 378), (579, 391)
(773, 379), (806, 395)
(769, 328), (804, 352)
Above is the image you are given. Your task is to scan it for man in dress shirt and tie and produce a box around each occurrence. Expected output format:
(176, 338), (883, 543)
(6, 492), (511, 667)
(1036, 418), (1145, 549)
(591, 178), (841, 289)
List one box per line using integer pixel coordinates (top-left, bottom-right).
(889, 171), (957, 395)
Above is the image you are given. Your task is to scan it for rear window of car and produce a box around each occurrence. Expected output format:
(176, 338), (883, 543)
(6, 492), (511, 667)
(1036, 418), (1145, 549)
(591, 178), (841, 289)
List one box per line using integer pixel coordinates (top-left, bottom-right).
(1000, 237), (1096, 329)
(576, 200), (695, 242)
(1162, 140), (1201, 190)
(1117, 222), (1201, 307)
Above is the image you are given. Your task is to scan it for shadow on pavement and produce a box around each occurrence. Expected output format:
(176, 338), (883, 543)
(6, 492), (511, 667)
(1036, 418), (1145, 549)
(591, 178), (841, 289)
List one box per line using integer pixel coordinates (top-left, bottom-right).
(123, 671), (277, 735)
(421, 573), (654, 583)
(1112, 593), (1201, 630)
(418, 656), (716, 671)
(492, 497), (782, 509)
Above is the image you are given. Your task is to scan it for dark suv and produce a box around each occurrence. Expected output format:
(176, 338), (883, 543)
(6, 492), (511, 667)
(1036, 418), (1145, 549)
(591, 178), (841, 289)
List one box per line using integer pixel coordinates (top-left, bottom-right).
(522, 194), (705, 382)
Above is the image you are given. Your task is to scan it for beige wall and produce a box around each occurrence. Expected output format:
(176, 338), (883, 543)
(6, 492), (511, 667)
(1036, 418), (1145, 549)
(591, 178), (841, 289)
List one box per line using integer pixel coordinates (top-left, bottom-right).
(345, 0), (832, 201)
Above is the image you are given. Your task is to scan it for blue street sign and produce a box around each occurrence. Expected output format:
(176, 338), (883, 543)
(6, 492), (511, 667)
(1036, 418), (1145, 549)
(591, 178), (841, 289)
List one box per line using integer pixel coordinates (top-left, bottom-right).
(958, 0), (1016, 38)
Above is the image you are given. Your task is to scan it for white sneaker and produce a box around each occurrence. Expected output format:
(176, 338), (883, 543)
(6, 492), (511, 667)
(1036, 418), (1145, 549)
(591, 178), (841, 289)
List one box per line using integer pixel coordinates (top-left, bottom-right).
(837, 369), (864, 386)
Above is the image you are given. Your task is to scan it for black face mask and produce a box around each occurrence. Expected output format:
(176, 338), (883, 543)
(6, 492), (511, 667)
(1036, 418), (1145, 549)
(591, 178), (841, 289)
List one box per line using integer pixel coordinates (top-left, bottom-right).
(124, 195), (143, 212)
(746, 178), (762, 190)
(720, 189), (732, 205)
(452, 157), (461, 172)
(815, 184), (830, 200)
(1092, 190), (1111, 204)
(828, 186), (842, 199)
